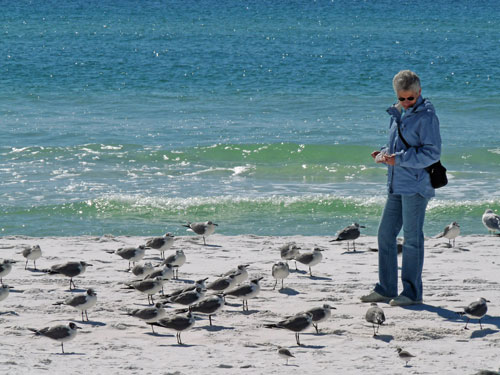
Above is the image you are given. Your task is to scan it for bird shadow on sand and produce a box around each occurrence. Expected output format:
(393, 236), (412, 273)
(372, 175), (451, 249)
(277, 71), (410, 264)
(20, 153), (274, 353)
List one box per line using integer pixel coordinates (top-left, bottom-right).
(341, 250), (368, 255)
(400, 303), (458, 321)
(158, 343), (198, 348)
(0, 311), (19, 316)
(25, 268), (46, 273)
(308, 275), (332, 281)
(75, 320), (106, 327)
(278, 288), (299, 296)
(203, 244), (223, 248)
(53, 352), (86, 356)
(294, 344), (326, 349)
(373, 334), (394, 343)
(282, 364), (300, 368)
(470, 328), (499, 339)
(145, 332), (174, 338)
(196, 325), (235, 332)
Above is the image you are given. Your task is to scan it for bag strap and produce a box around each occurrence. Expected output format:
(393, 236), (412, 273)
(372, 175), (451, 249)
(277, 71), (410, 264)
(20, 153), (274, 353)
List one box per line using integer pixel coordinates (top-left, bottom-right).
(396, 122), (411, 149)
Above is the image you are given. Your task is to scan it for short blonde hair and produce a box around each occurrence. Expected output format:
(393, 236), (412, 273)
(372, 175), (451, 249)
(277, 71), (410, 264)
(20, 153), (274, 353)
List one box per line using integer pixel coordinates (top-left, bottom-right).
(393, 70), (421, 93)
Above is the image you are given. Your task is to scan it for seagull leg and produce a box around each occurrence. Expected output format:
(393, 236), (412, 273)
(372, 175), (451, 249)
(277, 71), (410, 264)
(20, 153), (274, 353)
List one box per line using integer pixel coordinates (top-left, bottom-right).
(81, 311), (85, 322)
(209, 315), (213, 326)
(61, 342), (65, 354)
(313, 322), (319, 334)
(273, 280), (277, 290)
(25, 259), (28, 270)
(464, 318), (470, 330)
(295, 332), (301, 346)
(203, 236), (206, 246)
(353, 241), (356, 252)
(294, 260), (298, 271)
(34, 260), (37, 270)
(281, 279), (284, 290)
(151, 325), (155, 334)
(372, 323), (377, 336)
(479, 318), (483, 330)
(309, 267), (313, 277)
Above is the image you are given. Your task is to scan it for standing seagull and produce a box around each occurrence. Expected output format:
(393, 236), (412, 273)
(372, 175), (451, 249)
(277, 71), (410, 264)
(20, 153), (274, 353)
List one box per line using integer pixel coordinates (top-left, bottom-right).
(436, 222), (460, 247)
(279, 243), (300, 270)
(54, 288), (97, 322)
(482, 209), (500, 234)
(48, 261), (92, 290)
(396, 347), (416, 367)
(163, 250), (186, 279)
(126, 302), (166, 333)
(149, 312), (196, 345)
(365, 303), (385, 336)
(145, 233), (175, 259)
(223, 264), (250, 284)
(272, 261), (290, 290)
(0, 259), (15, 286)
(224, 277), (263, 312)
(184, 294), (225, 326)
(22, 245), (42, 270)
(294, 248), (324, 277)
(0, 284), (9, 303)
(456, 297), (490, 330)
(264, 312), (313, 346)
(277, 346), (295, 365)
(162, 278), (208, 300)
(29, 322), (81, 354)
(330, 223), (365, 251)
(183, 221), (218, 245)
(305, 304), (335, 334)
(131, 262), (155, 279)
(167, 287), (205, 306)
(114, 245), (146, 271)
(207, 274), (237, 292)
(127, 276), (165, 305)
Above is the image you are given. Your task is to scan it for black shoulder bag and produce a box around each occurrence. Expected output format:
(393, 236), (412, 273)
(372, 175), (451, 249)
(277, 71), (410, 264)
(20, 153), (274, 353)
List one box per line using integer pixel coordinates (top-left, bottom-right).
(396, 122), (448, 189)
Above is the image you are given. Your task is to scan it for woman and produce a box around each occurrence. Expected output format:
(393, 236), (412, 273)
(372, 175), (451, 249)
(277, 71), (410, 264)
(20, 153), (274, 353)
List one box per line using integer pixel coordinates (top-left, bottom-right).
(361, 70), (441, 306)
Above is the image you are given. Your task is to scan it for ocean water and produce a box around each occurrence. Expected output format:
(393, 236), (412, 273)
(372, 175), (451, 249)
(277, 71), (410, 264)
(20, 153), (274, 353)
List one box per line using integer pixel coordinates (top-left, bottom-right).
(1, 0), (499, 237)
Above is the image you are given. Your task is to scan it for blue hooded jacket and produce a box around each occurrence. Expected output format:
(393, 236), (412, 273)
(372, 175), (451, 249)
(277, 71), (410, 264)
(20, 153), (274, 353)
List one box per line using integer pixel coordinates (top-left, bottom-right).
(381, 96), (441, 198)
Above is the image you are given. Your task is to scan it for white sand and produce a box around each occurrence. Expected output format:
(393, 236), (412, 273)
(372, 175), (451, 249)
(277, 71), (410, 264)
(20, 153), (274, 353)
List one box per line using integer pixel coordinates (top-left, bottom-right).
(1, 234), (499, 374)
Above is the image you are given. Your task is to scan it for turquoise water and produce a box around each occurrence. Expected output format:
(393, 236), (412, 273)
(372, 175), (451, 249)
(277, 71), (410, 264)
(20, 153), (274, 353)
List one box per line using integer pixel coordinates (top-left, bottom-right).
(1, 0), (499, 236)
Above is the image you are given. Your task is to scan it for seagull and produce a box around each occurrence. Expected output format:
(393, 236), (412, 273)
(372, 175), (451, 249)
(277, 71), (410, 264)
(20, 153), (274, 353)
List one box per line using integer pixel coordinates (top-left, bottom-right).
(147, 264), (174, 281)
(277, 346), (295, 365)
(223, 264), (249, 284)
(279, 243), (300, 270)
(264, 312), (313, 346)
(145, 233), (175, 259)
(54, 288), (97, 322)
(272, 261), (290, 291)
(305, 304), (335, 334)
(127, 276), (165, 305)
(183, 221), (218, 245)
(482, 209), (500, 234)
(131, 262), (155, 279)
(48, 261), (92, 290)
(330, 223), (365, 251)
(149, 312), (195, 344)
(224, 277), (262, 312)
(180, 294), (225, 326)
(22, 245), (42, 270)
(29, 322), (81, 354)
(207, 274), (237, 292)
(162, 250), (186, 279)
(456, 297), (490, 330)
(294, 248), (323, 277)
(0, 259), (15, 286)
(436, 222), (460, 247)
(162, 278), (208, 299)
(167, 287), (205, 306)
(126, 302), (166, 333)
(365, 303), (385, 336)
(0, 284), (9, 303)
(396, 347), (416, 367)
(115, 245), (146, 271)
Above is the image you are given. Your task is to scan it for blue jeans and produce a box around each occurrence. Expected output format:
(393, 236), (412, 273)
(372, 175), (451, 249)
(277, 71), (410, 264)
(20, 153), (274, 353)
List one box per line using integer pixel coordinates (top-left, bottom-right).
(374, 193), (429, 301)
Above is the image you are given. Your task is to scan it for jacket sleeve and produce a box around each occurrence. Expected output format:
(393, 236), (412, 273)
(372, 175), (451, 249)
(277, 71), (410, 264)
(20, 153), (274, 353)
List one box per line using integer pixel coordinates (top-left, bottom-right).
(394, 112), (441, 169)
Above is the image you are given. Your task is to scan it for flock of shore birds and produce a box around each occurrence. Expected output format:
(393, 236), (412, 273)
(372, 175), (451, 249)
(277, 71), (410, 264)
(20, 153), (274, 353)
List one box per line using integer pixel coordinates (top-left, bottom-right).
(0, 209), (499, 372)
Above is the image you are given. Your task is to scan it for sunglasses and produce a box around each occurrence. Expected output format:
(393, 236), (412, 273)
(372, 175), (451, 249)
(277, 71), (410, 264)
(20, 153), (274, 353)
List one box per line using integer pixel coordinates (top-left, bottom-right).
(398, 96), (415, 102)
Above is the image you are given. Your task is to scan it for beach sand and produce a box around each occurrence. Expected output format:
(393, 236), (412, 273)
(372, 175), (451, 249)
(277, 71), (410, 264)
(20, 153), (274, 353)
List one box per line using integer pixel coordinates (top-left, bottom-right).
(0, 234), (499, 374)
